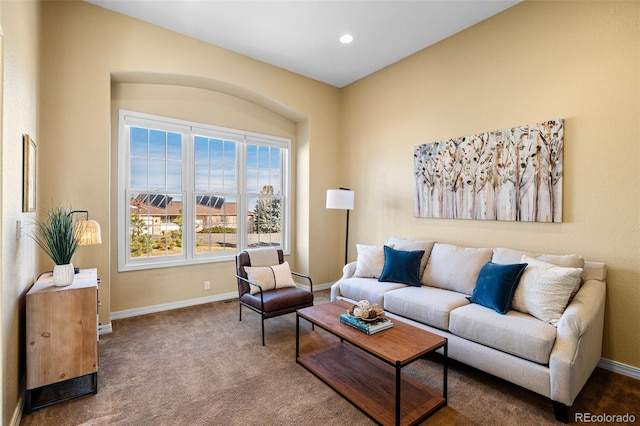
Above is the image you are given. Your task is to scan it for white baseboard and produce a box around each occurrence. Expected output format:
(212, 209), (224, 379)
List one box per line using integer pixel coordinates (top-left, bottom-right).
(11, 379), (25, 426)
(110, 284), (335, 322)
(111, 291), (238, 320)
(298, 281), (333, 292)
(99, 322), (113, 335)
(598, 358), (640, 379)
(312, 282), (334, 291)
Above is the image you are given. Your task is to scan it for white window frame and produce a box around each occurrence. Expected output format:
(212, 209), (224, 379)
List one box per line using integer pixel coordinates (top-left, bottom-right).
(118, 109), (291, 272)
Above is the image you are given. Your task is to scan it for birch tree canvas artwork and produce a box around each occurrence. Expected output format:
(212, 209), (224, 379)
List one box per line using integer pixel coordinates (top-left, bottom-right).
(414, 119), (563, 222)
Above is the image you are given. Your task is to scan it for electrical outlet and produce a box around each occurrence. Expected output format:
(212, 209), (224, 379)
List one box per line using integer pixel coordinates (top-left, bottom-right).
(204, 280), (210, 290)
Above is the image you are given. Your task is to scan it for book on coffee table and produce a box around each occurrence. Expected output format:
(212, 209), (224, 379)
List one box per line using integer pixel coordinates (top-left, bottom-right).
(339, 313), (394, 335)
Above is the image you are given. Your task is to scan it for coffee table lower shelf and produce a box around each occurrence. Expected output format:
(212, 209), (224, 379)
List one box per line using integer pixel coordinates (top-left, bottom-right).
(297, 342), (445, 426)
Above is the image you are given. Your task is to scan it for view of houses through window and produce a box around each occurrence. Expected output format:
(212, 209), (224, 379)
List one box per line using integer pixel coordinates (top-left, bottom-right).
(119, 110), (289, 271)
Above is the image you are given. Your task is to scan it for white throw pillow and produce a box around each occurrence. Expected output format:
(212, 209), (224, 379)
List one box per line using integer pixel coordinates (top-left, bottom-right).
(492, 247), (585, 297)
(245, 261), (296, 295)
(385, 236), (436, 278)
(511, 255), (583, 326)
(422, 243), (493, 295)
(354, 244), (391, 278)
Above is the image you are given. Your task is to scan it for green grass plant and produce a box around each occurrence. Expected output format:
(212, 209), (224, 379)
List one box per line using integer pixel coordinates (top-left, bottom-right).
(31, 205), (83, 265)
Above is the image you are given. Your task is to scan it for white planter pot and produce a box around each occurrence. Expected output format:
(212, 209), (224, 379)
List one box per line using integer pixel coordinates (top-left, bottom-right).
(53, 263), (75, 287)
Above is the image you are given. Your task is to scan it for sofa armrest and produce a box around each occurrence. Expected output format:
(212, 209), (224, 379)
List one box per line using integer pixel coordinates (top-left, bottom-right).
(330, 262), (357, 301)
(341, 261), (357, 280)
(549, 278), (606, 405)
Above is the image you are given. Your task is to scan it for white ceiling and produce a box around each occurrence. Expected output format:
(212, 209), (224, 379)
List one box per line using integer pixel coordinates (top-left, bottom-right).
(86, 0), (521, 88)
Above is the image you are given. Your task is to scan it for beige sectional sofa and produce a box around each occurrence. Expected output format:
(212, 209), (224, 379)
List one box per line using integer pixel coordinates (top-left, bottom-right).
(330, 237), (606, 422)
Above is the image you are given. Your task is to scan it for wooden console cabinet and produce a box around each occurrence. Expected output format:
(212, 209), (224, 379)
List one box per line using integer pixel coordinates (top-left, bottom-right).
(26, 268), (99, 413)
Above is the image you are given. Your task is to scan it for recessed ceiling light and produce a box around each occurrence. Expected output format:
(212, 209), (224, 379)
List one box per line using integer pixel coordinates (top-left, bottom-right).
(339, 34), (354, 44)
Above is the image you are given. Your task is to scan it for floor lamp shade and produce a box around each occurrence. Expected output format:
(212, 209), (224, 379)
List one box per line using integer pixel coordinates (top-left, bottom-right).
(326, 188), (355, 265)
(326, 189), (355, 210)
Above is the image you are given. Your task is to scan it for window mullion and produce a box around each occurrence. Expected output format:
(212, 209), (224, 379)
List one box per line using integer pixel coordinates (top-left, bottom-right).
(184, 132), (194, 261)
(237, 137), (247, 251)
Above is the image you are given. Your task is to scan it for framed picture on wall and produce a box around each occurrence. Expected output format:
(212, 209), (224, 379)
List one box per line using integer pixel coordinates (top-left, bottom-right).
(23, 134), (36, 212)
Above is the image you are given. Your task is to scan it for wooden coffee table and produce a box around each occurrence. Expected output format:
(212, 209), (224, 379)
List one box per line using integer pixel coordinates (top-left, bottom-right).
(296, 300), (447, 426)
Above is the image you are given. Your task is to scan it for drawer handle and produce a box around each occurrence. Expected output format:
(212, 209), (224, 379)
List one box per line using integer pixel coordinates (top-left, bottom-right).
(41, 332), (51, 338)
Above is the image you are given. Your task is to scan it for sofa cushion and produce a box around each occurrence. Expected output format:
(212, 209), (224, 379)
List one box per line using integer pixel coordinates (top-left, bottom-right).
(354, 244), (390, 278)
(467, 262), (528, 314)
(378, 246), (424, 287)
(422, 243), (493, 295)
(338, 277), (406, 307)
(385, 236), (435, 278)
(511, 256), (583, 326)
(450, 303), (557, 364)
(383, 286), (470, 330)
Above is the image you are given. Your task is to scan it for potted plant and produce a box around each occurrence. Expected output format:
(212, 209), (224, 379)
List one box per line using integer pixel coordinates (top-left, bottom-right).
(31, 205), (83, 286)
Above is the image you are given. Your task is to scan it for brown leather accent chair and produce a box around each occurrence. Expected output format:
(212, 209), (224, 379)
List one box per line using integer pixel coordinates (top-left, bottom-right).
(236, 249), (313, 345)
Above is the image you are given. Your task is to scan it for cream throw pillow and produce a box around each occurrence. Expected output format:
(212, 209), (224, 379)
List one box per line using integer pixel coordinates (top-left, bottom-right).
(491, 247), (585, 297)
(245, 261), (296, 295)
(354, 244), (392, 278)
(511, 255), (583, 326)
(422, 243), (493, 295)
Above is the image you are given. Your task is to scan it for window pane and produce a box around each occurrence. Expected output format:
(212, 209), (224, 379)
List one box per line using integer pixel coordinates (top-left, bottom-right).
(148, 159), (166, 190)
(129, 192), (183, 259)
(246, 144), (281, 195)
(258, 169), (271, 192)
(193, 136), (237, 193)
(127, 123), (184, 264)
(247, 195), (282, 248)
(194, 162), (208, 192)
(167, 133), (182, 161)
(130, 158), (147, 189)
(149, 130), (166, 158)
(224, 164), (236, 192)
(270, 170), (281, 194)
(129, 192), (153, 258)
(167, 160), (182, 192)
(194, 136), (208, 160)
(246, 145), (257, 168)
(195, 195), (237, 253)
(130, 127), (148, 157)
(269, 148), (280, 168)
(209, 139), (223, 163)
(258, 146), (269, 168)
(246, 168), (258, 193)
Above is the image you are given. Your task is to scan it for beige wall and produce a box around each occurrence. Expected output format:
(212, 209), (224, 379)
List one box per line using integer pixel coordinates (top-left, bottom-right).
(341, 1), (639, 367)
(39, 1), (342, 322)
(0, 1), (41, 424)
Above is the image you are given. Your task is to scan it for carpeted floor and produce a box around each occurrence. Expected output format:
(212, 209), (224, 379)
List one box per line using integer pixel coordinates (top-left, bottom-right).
(21, 290), (639, 426)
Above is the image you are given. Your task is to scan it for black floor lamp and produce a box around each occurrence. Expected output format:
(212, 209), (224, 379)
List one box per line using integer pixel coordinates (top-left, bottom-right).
(326, 187), (355, 265)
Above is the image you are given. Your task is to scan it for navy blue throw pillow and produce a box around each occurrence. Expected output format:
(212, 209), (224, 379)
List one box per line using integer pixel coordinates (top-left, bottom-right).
(467, 262), (528, 314)
(378, 245), (425, 287)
